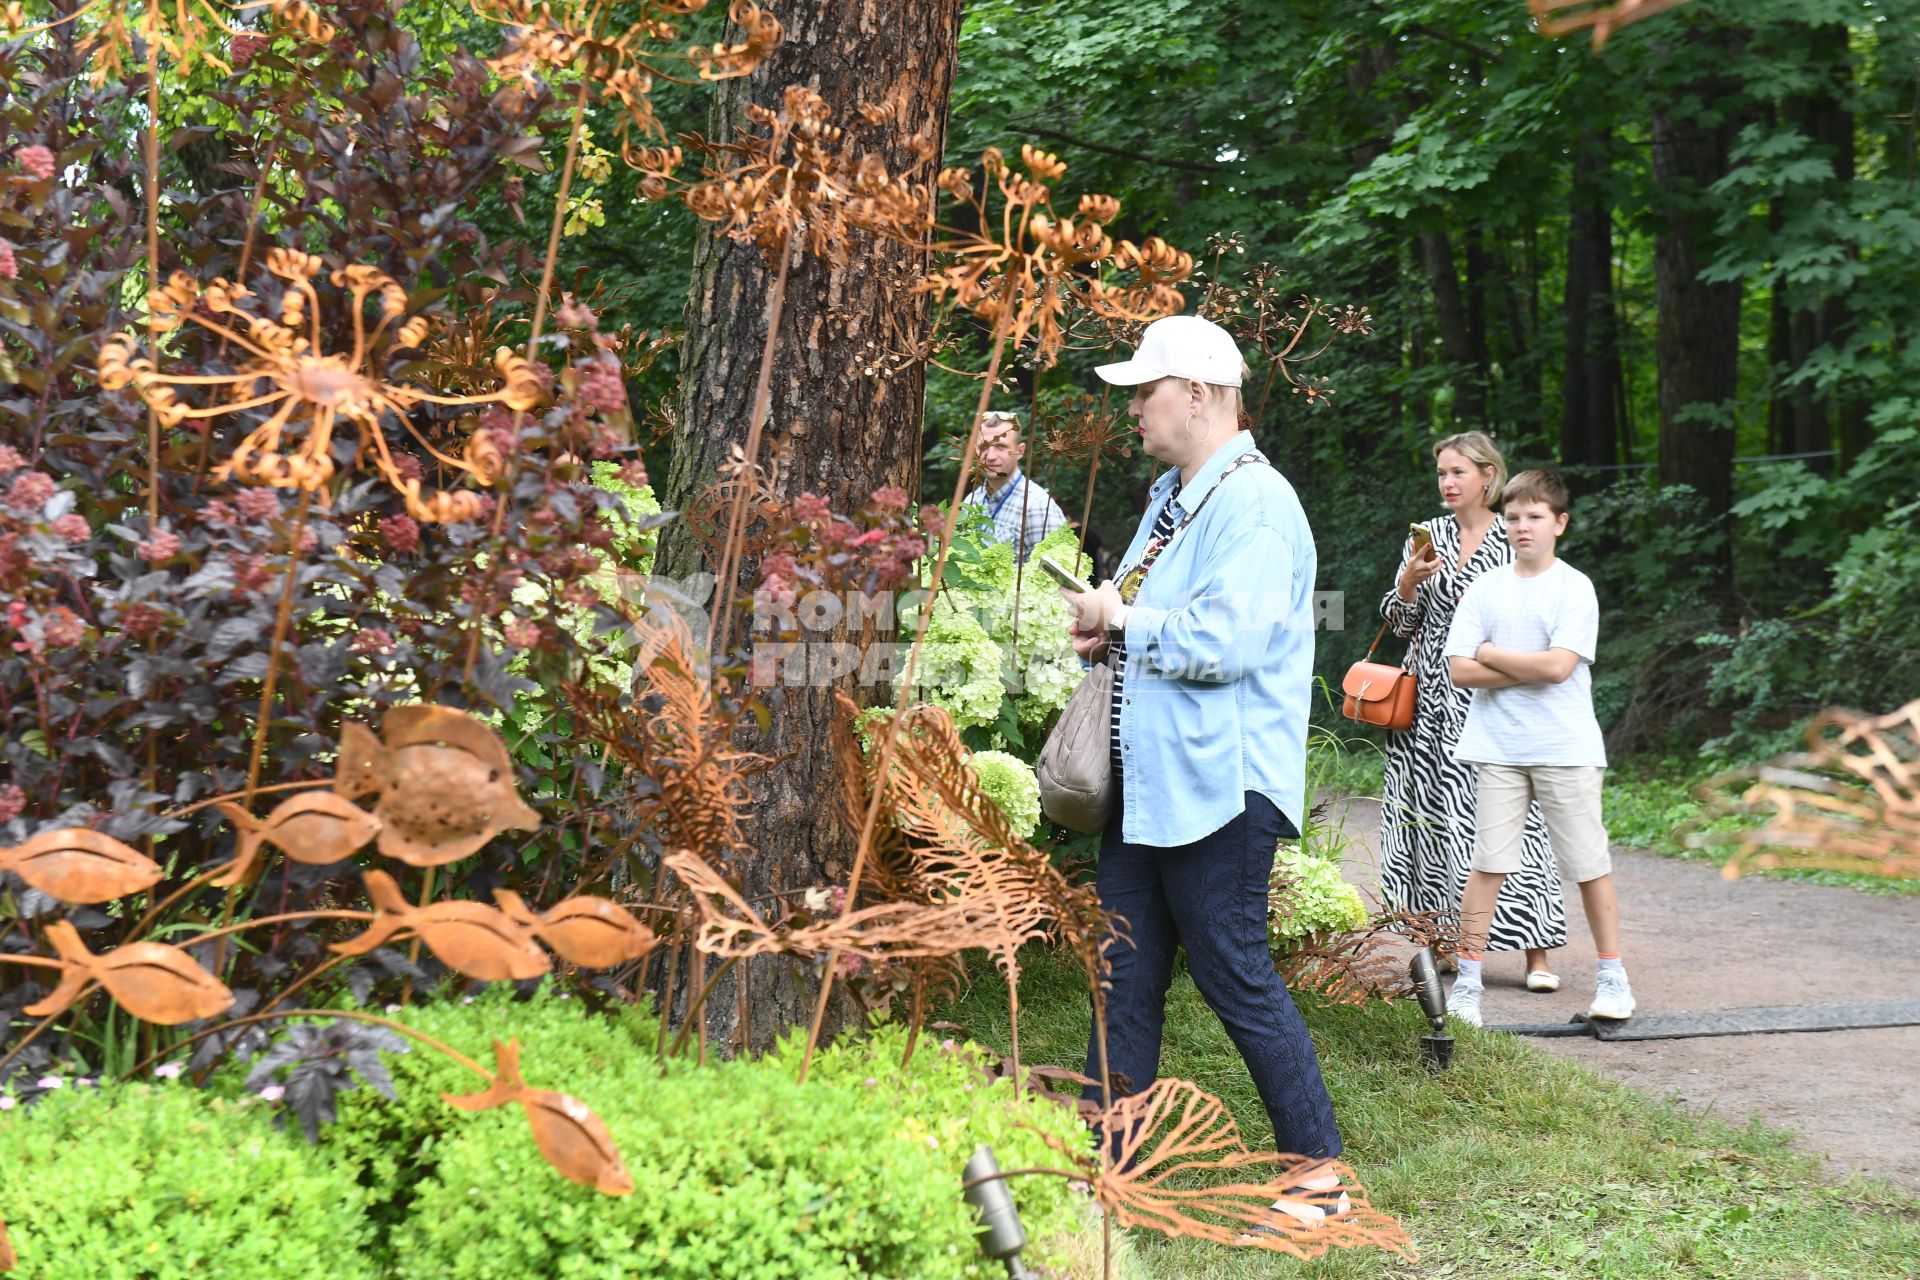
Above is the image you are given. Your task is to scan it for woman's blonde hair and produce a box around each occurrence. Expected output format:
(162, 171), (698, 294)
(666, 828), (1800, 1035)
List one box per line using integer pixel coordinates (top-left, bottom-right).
(1432, 431), (1507, 508)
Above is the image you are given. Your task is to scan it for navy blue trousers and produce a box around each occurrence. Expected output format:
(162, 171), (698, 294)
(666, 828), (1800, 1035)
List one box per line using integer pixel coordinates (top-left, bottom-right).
(1084, 791), (1343, 1158)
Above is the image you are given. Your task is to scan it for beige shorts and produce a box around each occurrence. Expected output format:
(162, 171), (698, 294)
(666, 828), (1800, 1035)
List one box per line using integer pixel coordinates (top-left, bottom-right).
(1472, 764), (1612, 884)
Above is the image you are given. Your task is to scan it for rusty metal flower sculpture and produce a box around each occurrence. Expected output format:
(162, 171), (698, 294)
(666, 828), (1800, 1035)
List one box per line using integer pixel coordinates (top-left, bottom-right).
(478, 0), (781, 164)
(333, 704), (542, 867)
(1197, 244), (1372, 421)
(444, 1038), (635, 1195)
(1529, 0), (1691, 49)
(1690, 700), (1920, 882)
(925, 145), (1194, 368)
(669, 84), (936, 266)
(96, 252), (542, 523)
(0, 0), (334, 81)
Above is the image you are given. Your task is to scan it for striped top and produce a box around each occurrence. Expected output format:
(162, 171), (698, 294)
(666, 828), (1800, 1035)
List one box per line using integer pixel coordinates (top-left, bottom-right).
(1110, 485), (1182, 778)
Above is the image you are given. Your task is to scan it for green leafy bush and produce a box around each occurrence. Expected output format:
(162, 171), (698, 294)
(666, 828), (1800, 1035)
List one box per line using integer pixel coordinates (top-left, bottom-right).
(299, 992), (1089, 1280)
(917, 514), (1092, 753)
(1267, 844), (1368, 950)
(0, 1080), (378, 1280)
(968, 749), (1042, 840)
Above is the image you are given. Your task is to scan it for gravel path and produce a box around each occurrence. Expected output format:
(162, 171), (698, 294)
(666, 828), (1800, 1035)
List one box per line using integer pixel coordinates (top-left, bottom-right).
(1330, 795), (1920, 1194)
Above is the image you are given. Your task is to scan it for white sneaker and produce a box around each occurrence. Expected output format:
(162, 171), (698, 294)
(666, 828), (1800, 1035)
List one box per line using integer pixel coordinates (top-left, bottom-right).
(1589, 968), (1635, 1021)
(1445, 980), (1484, 1028)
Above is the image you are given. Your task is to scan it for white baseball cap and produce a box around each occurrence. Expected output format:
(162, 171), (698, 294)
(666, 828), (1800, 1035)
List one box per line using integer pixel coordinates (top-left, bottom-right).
(1095, 314), (1245, 388)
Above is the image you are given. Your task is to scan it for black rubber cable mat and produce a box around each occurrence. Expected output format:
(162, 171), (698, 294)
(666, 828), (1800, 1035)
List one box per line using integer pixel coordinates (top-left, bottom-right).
(1487, 1000), (1920, 1042)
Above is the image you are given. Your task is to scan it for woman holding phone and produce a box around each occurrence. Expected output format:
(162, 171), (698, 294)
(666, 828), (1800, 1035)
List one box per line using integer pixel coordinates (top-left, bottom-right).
(1059, 315), (1344, 1185)
(1379, 432), (1568, 986)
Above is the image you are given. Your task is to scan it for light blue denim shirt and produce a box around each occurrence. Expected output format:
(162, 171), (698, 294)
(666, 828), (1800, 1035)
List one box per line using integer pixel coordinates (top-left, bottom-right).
(1113, 431), (1317, 847)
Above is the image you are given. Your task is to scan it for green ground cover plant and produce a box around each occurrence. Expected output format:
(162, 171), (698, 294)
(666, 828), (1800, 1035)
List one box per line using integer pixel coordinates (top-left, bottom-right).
(940, 949), (1920, 1280)
(9, 990), (1103, 1279)
(0, 1079), (381, 1280)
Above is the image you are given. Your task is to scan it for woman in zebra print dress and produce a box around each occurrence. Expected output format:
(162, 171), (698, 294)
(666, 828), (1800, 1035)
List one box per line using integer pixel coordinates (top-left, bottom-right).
(1378, 433), (1568, 981)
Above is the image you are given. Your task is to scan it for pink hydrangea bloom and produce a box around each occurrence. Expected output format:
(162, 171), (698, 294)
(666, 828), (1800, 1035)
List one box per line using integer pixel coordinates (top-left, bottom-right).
(138, 529), (182, 562)
(503, 619), (541, 648)
(233, 487), (281, 522)
(41, 606), (84, 648)
(49, 513), (89, 542)
(0, 239), (16, 281)
(0, 444), (23, 472)
(15, 145), (55, 181)
(6, 471), (54, 512)
(379, 513), (420, 554)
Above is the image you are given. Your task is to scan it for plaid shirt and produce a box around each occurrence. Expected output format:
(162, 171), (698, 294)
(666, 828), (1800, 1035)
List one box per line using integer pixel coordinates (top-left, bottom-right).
(965, 470), (1068, 563)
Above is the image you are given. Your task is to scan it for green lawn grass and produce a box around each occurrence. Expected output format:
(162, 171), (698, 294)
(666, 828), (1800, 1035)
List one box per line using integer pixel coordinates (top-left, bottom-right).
(940, 950), (1920, 1279)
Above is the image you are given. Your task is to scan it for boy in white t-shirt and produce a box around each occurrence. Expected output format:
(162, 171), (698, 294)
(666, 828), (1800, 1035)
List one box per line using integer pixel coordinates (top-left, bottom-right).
(1441, 469), (1632, 1027)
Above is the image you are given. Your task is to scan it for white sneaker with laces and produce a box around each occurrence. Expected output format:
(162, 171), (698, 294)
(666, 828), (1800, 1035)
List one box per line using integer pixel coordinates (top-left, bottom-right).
(1589, 968), (1635, 1020)
(1445, 980), (1484, 1028)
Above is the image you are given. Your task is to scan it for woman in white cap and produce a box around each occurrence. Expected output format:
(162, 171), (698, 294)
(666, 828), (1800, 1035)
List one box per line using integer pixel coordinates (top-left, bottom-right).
(1061, 314), (1344, 1170)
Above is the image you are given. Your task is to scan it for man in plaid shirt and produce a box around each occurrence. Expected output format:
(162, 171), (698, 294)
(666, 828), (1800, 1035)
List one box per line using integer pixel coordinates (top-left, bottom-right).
(963, 411), (1069, 563)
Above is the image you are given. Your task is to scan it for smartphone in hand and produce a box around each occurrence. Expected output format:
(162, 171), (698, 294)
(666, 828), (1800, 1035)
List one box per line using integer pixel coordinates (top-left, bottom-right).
(1035, 553), (1092, 595)
(1408, 523), (1434, 555)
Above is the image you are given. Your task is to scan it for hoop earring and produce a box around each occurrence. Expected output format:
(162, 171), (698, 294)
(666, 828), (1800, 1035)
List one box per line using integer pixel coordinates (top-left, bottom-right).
(1184, 413), (1212, 443)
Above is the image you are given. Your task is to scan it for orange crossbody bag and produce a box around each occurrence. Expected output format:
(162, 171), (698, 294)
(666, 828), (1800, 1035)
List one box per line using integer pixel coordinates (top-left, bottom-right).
(1341, 621), (1417, 731)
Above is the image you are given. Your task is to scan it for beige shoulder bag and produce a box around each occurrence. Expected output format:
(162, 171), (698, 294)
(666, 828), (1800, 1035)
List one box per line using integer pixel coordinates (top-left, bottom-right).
(1036, 656), (1114, 835)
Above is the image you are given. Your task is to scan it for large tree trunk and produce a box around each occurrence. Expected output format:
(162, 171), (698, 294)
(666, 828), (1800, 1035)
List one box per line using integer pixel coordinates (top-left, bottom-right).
(1419, 228), (1485, 424)
(1651, 29), (1746, 590)
(655, 0), (966, 1053)
(1562, 130), (1622, 485)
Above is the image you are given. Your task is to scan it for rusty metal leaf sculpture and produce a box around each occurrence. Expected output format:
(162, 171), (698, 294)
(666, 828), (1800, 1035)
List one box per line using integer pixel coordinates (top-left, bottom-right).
(1529, 0), (1691, 49)
(665, 849), (1006, 962)
(570, 610), (771, 857)
(0, 827), (163, 905)
(1689, 700), (1920, 882)
(0, 1209), (11, 1272)
(495, 890), (660, 968)
(333, 870), (550, 981)
(444, 1039), (634, 1196)
(213, 792), (382, 887)
(1278, 907), (1459, 1008)
(1041, 1079), (1412, 1259)
(25, 921), (233, 1025)
(334, 705), (542, 866)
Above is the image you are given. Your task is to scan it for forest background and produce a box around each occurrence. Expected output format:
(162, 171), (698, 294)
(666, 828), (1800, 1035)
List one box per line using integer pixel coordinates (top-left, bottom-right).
(576, 0), (1920, 763)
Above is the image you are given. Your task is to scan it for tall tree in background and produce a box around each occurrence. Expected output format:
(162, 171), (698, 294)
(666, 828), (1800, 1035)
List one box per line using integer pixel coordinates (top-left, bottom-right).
(1562, 128), (1624, 482)
(656, 0), (967, 1051)
(1649, 22), (1747, 590)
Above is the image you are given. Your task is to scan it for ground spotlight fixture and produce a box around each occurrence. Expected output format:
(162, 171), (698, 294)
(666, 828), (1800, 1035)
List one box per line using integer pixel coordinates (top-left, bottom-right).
(963, 1144), (1036, 1280)
(1408, 947), (1454, 1070)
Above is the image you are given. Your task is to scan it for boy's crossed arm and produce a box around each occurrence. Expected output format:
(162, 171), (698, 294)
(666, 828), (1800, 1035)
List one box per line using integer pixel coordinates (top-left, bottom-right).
(1452, 643), (1580, 688)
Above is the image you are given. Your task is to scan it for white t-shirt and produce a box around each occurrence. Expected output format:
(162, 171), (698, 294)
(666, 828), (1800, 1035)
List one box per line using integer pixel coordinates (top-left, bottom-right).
(1444, 560), (1607, 768)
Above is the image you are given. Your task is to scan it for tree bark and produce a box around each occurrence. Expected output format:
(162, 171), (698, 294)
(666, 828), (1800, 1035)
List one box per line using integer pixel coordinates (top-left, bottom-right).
(1562, 129), (1622, 485)
(655, 0), (966, 1054)
(1419, 228), (1485, 424)
(1650, 29), (1746, 589)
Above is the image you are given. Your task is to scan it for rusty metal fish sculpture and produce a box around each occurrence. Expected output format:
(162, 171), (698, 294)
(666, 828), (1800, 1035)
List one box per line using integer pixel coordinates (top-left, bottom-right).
(0, 828), (163, 905)
(494, 890), (659, 969)
(213, 792), (383, 887)
(332, 869), (550, 981)
(24, 920), (233, 1024)
(333, 705), (541, 866)
(444, 1039), (633, 1196)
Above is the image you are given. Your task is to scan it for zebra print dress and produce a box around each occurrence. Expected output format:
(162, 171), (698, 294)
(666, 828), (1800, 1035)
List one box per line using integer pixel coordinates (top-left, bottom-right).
(1377, 514), (1569, 954)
